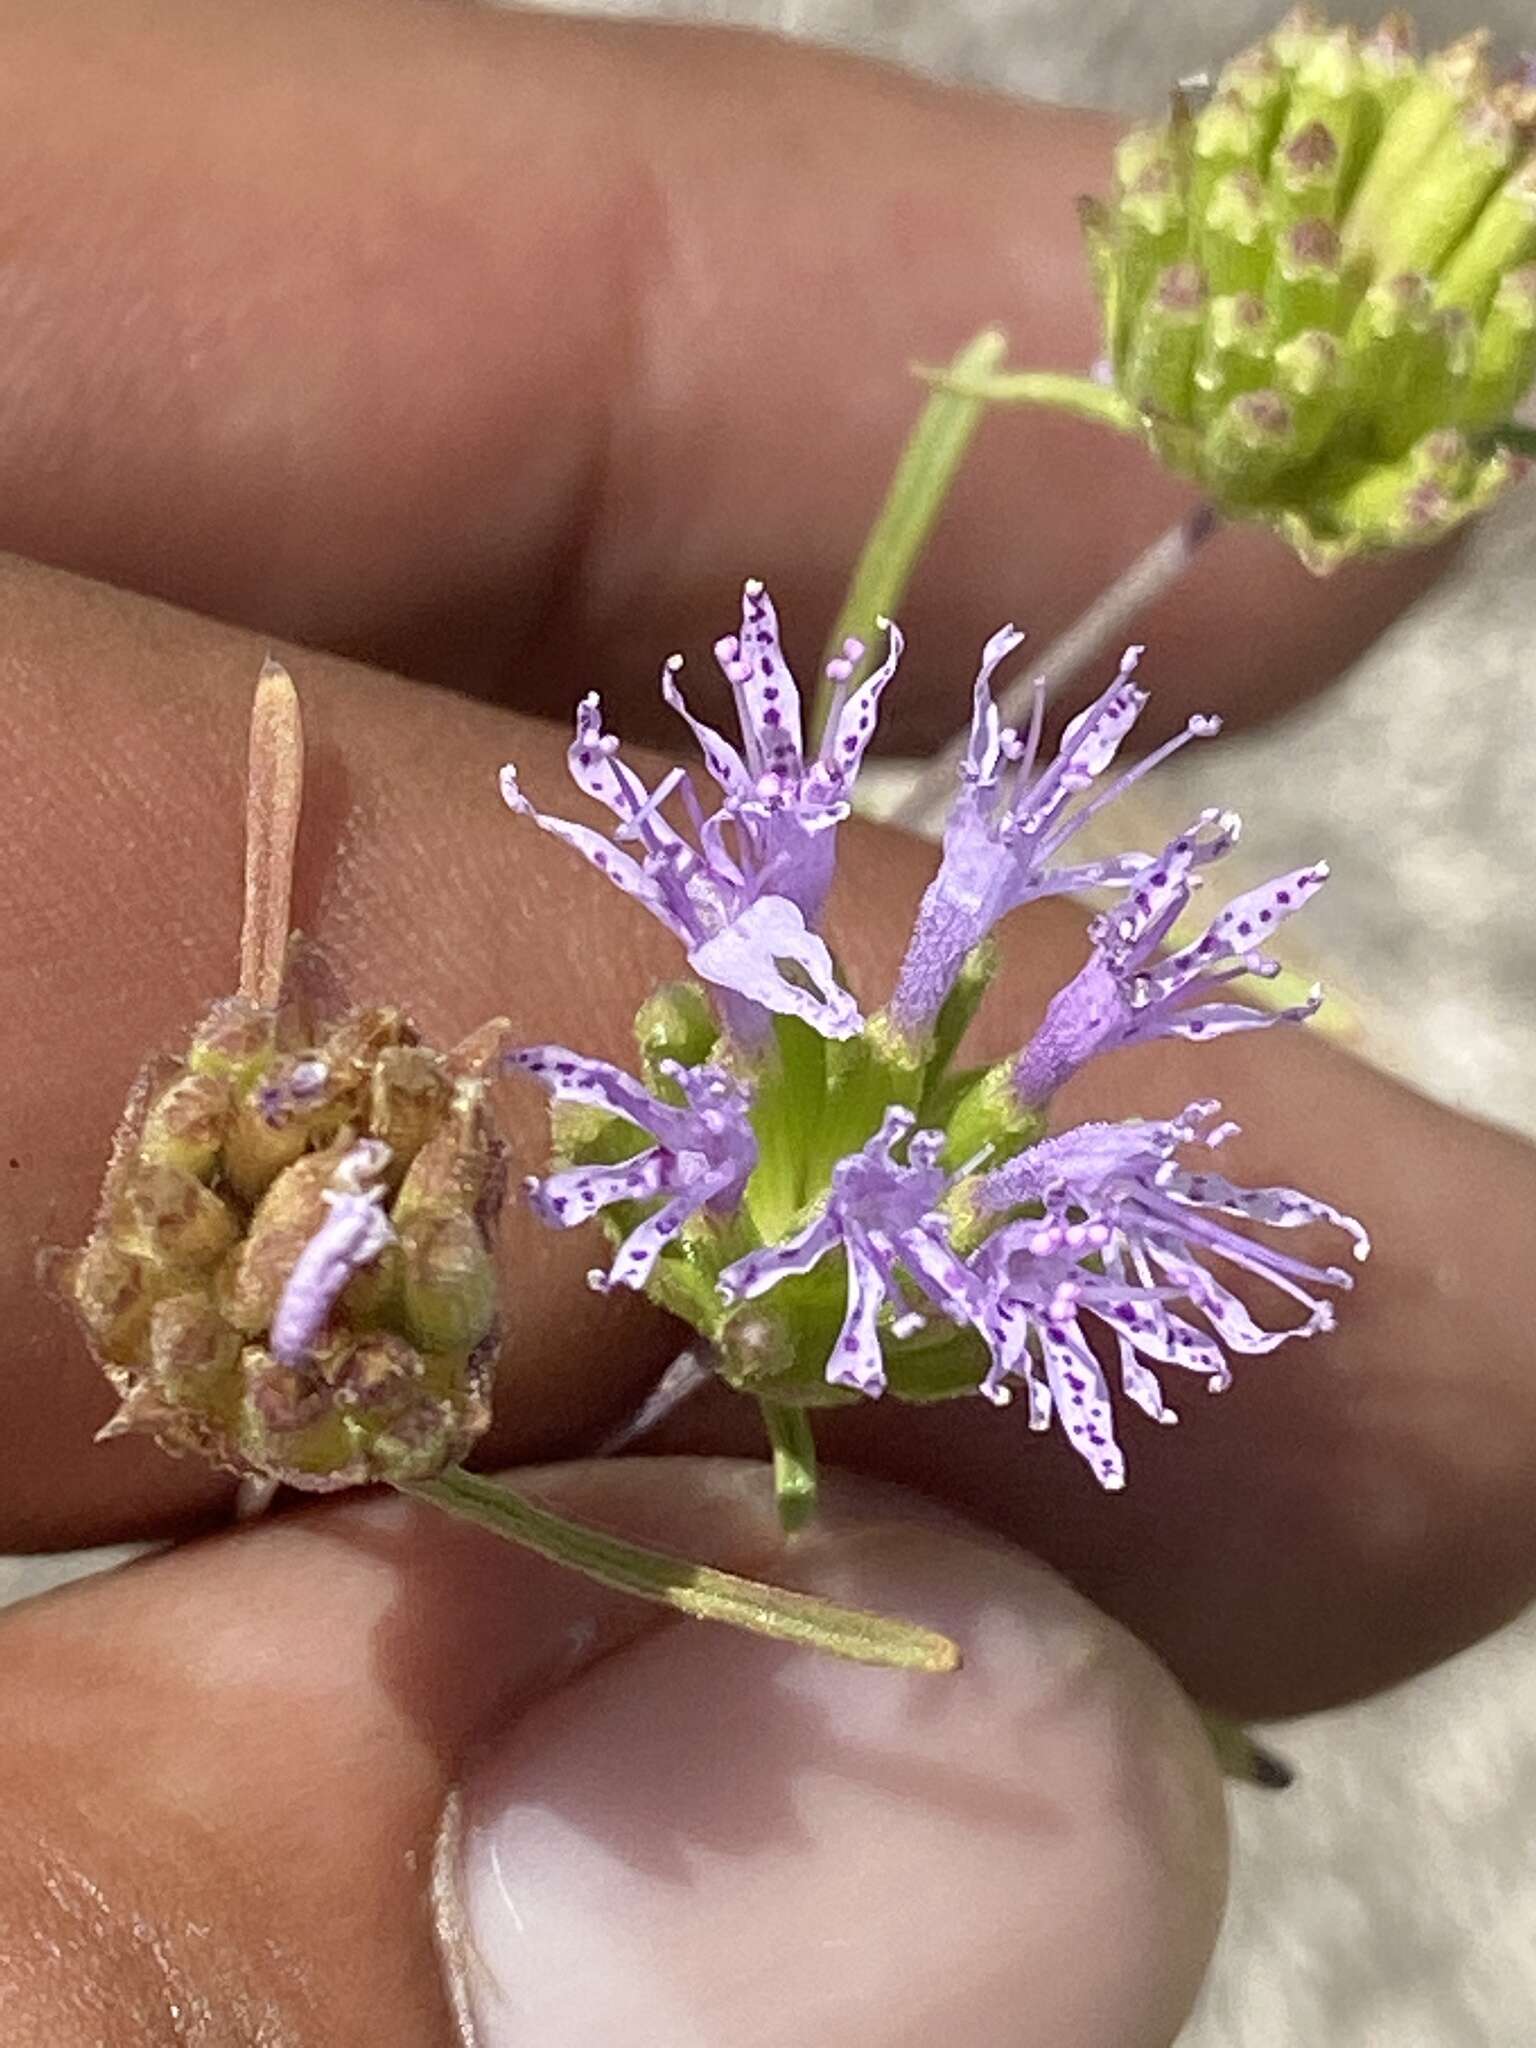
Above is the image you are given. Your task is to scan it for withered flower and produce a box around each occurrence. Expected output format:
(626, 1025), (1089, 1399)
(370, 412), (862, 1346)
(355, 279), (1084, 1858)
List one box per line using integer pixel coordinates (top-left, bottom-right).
(61, 663), (508, 1491)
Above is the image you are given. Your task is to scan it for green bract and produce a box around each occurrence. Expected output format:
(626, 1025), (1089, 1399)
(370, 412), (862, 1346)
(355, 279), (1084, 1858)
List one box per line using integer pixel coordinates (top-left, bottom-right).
(549, 975), (1033, 1415)
(1077, 9), (1535, 566)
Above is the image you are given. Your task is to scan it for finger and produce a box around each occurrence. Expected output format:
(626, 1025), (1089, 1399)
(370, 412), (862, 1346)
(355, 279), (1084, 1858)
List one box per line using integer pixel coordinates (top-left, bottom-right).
(0, 0), (1441, 739)
(0, 1458), (1226, 2048)
(7, 557), (1536, 1724)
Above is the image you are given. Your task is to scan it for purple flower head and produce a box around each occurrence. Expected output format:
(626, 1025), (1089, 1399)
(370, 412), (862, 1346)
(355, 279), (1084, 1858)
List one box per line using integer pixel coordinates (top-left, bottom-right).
(499, 581), (895, 1046)
(889, 638), (1222, 1042)
(717, 1107), (980, 1396)
(1013, 812), (1328, 1105)
(968, 1102), (1368, 1483)
(510, 1046), (756, 1295)
(270, 1139), (395, 1365)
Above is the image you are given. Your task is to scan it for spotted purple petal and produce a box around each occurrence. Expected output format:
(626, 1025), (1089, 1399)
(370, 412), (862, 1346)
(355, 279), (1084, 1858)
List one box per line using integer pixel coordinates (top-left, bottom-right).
(687, 894), (863, 1041)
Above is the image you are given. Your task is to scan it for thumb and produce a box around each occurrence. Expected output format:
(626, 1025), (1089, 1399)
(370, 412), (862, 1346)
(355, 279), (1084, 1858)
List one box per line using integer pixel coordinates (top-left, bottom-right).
(445, 1461), (1228, 2048)
(0, 1453), (1225, 2045)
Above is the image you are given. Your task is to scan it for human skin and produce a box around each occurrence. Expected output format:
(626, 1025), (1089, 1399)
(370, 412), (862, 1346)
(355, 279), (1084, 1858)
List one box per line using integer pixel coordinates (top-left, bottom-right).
(1, 2), (1534, 2042)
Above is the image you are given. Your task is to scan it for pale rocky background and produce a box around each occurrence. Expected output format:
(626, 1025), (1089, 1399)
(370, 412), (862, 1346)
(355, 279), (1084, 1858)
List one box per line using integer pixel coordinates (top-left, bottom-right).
(5, 3), (1534, 2042)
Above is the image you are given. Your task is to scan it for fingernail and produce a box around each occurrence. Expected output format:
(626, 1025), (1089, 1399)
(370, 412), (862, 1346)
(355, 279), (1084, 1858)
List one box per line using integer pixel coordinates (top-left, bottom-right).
(442, 1472), (1227, 2048)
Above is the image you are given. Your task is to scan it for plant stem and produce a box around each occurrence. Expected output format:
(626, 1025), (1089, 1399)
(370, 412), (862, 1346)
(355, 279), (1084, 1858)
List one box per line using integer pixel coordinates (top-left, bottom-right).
(814, 326), (1009, 739)
(891, 502), (1222, 835)
(402, 1466), (959, 1672)
(760, 1401), (819, 1534)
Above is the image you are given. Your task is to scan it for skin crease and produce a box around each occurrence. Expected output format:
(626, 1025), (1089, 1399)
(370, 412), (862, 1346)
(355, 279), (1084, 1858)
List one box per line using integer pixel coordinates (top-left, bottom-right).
(0, 3), (1530, 2038)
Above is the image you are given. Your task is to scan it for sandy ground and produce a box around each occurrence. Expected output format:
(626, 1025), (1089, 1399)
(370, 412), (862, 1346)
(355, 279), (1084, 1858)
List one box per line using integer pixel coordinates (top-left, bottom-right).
(5, 2), (1534, 2041)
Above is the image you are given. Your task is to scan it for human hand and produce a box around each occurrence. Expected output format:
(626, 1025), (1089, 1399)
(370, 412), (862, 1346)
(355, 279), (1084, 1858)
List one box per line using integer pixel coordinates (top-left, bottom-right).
(3, 3), (1535, 2042)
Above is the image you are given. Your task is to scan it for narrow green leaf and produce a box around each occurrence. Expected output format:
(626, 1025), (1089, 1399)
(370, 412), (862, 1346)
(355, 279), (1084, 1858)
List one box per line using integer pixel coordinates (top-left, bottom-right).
(813, 327), (1008, 737)
(921, 365), (1140, 431)
(404, 1466), (961, 1673)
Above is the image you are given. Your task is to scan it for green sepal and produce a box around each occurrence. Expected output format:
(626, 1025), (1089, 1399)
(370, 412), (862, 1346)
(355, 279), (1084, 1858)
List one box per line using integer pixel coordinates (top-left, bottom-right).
(1270, 112), (1350, 230)
(1363, 98), (1517, 280)
(1343, 48), (1474, 259)
(941, 1058), (1045, 1175)
(814, 1022), (924, 1189)
(1463, 266), (1536, 432)
(1273, 328), (1345, 460)
(716, 1261), (865, 1407)
(1205, 389), (1297, 495)
(1113, 150), (1190, 373)
(917, 939), (999, 1119)
(744, 1011), (830, 1244)
(1275, 27), (1368, 215)
(1194, 292), (1277, 419)
(1437, 161), (1536, 316)
(1217, 41), (1289, 148)
(635, 980), (720, 1089)
(1270, 217), (1353, 337)
(1190, 94), (1265, 216)
(882, 1322), (995, 1403)
(1126, 262), (1208, 418)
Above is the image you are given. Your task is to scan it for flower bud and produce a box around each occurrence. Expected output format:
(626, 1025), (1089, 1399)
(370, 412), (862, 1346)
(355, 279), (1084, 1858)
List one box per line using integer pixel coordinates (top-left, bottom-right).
(1079, 8), (1535, 567)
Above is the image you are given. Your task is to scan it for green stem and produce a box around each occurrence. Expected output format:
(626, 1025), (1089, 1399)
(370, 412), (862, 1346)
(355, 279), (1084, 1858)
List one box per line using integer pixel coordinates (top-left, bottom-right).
(814, 326), (1009, 739)
(403, 1466), (959, 1672)
(919, 365), (1141, 434)
(759, 1400), (819, 1534)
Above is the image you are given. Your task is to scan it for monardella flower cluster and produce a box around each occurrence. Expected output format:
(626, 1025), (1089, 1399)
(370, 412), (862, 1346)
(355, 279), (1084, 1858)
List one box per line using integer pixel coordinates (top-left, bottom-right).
(504, 582), (1369, 1491)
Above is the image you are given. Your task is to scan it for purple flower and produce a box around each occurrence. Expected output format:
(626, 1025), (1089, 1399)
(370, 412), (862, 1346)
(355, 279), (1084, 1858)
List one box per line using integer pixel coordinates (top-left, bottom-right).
(717, 1107), (980, 1395)
(889, 639), (1221, 1043)
(1013, 813), (1328, 1106)
(270, 1139), (395, 1365)
(510, 1047), (756, 1294)
(500, 581), (897, 1044)
(662, 578), (902, 921)
(968, 1101), (1368, 1484)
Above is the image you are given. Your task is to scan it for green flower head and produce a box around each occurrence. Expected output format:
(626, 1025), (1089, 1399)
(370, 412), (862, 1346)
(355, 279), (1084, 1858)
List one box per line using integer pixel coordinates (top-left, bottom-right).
(1084, 8), (1535, 566)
